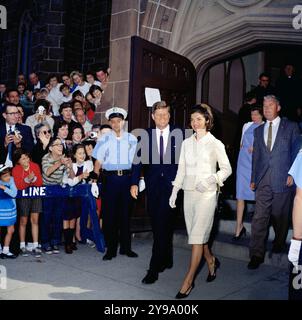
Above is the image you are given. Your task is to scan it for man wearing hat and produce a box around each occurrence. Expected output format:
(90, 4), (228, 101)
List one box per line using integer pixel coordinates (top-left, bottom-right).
(92, 107), (138, 260)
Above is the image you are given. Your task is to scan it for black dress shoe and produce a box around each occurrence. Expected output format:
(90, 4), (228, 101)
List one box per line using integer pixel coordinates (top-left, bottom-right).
(232, 226), (247, 241)
(175, 282), (195, 299)
(247, 256), (264, 269)
(1, 252), (17, 259)
(120, 249), (138, 258)
(142, 270), (158, 284)
(206, 257), (220, 282)
(103, 252), (117, 260)
(158, 261), (173, 272)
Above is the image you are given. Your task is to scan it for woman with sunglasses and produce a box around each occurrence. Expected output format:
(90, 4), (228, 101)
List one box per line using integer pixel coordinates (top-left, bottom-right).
(31, 122), (53, 167)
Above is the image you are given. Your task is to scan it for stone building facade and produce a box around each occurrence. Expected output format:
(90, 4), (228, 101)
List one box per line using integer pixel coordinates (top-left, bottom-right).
(0, 0), (111, 86)
(101, 0), (301, 122)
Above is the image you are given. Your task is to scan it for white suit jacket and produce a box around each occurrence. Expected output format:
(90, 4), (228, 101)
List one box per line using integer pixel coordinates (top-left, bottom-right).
(173, 132), (232, 191)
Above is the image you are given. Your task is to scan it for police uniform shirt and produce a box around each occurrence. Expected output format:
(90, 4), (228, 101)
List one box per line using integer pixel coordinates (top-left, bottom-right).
(92, 131), (137, 171)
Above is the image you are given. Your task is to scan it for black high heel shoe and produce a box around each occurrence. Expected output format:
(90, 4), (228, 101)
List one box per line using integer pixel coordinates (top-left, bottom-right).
(175, 282), (195, 299)
(206, 257), (220, 282)
(232, 226), (246, 241)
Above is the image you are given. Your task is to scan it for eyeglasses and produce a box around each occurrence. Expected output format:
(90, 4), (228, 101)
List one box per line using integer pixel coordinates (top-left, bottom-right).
(52, 143), (63, 147)
(6, 112), (20, 116)
(42, 130), (52, 134)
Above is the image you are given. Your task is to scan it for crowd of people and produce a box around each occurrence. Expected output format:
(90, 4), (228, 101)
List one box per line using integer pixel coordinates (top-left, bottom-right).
(0, 64), (302, 300)
(0, 66), (111, 257)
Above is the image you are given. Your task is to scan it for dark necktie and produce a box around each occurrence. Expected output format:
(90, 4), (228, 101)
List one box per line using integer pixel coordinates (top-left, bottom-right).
(267, 122), (273, 152)
(76, 165), (84, 177)
(160, 130), (164, 164)
(8, 126), (13, 161)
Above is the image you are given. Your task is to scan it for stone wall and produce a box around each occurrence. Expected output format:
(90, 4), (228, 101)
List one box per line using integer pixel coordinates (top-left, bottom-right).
(0, 0), (111, 86)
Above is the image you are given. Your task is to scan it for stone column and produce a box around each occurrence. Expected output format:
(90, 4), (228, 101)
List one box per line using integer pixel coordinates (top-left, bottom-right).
(94, 0), (140, 124)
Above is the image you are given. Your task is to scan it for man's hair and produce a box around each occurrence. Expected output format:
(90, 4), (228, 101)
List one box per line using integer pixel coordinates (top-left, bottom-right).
(6, 89), (19, 97)
(95, 65), (109, 74)
(152, 100), (170, 114)
(259, 72), (270, 79)
(263, 95), (280, 106)
(53, 120), (69, 138)
(3, 104), (18, 113)
(47, 74), (59, 83)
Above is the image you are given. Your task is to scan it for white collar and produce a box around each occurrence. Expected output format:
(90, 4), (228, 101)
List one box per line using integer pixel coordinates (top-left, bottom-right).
(6, 123), (16, 131)
(156, 124), (170, 135)
(266, 116), (280, 126)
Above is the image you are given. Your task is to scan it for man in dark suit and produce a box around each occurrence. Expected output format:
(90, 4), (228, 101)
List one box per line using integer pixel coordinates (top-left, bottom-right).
(0, 104), (34, 165)
(131, 101), (183, 284)
(28, 72), (45, 91)
(248, 95), (300, 269)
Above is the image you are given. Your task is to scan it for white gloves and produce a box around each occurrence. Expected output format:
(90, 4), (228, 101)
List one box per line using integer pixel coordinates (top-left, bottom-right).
(196, 181), (207, 193)
(206, 175), (217, 186)
(169, 186), (180, 208)
(91, 182), (99, 198)
(196, 175), (217, 193)
(138, 178), (146, 192)
(288, 239), (301, 270)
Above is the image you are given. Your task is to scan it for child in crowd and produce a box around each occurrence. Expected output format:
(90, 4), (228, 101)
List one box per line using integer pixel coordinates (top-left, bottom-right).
(62, 144), (94, 253)
(0, 164), (18, 259)
(12, 149), (43, 258)
(60, 84), (72, 102)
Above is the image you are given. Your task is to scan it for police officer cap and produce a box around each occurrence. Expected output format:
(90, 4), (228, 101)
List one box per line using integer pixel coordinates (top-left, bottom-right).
(105, 107), (127, 120)
(0, 164), (9, 174)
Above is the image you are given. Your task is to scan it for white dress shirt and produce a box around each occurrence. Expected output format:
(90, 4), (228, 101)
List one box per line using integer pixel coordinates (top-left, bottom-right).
(156, 125), (170, 154)
(263, 116), (281, 150)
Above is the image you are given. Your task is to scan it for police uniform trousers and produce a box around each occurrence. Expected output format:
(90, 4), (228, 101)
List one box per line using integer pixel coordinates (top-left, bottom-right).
(250, 169), (294, 259)
(147, 178), (175, 273)
(101, 173), (132, 255)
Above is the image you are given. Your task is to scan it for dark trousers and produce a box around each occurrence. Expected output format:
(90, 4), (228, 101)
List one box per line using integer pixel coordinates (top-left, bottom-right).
(250, 170), (294, 258)
(41, 198), (63, 249)
(101, 174), (132, 254)
(147, 180), (174, 273)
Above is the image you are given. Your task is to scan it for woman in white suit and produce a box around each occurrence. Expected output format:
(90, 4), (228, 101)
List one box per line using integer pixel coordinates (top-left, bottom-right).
(169, 104), (232, 299)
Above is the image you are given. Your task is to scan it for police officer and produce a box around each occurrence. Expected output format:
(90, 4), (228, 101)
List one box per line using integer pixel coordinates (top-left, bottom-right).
(92, 107), (138, 260)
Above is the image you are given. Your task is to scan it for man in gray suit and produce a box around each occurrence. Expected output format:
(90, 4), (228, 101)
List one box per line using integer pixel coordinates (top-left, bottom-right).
(248, 95), (300, 269)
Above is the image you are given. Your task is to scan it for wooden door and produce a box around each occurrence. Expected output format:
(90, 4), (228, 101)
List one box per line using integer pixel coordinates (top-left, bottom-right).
(128, 36), (196, 232)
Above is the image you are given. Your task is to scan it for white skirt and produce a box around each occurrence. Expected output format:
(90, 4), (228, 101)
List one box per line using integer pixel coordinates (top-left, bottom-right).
(183, 190), (217, 244)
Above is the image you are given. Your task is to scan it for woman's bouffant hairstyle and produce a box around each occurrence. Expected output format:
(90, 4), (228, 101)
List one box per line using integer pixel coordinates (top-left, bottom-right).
(190, 103), (214, 131)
